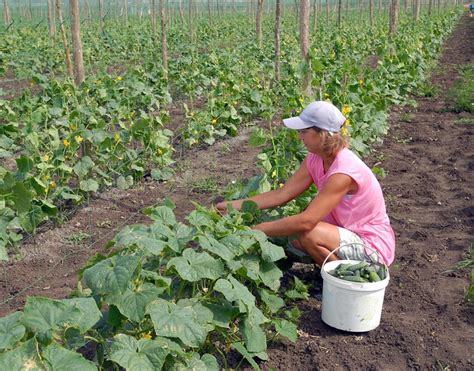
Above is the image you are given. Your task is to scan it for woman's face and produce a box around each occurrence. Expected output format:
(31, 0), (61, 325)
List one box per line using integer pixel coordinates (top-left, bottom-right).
(298, 127), (323, 154)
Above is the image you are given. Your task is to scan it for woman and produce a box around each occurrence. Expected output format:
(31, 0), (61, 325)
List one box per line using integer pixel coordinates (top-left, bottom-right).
(216, 101), (395, 266)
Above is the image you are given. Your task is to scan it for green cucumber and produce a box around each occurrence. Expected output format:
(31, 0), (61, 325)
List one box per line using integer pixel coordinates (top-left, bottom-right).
(347, 262), (369, 271)
(369, 271), (381, 282)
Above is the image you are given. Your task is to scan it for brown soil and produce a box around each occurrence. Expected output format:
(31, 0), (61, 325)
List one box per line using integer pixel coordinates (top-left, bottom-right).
(1, 15), (473, 370)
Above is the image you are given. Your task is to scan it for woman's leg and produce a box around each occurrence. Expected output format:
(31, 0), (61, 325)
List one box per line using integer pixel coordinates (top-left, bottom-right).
(292, 222), (341, 266)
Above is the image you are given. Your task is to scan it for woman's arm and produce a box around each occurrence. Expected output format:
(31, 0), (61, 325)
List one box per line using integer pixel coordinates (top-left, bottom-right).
(254, 173), (354, 236)
(216, 159), (313, 212)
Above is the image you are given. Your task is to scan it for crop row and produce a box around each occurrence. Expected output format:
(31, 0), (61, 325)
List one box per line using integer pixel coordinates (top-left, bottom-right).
(0, 10), (461, 259)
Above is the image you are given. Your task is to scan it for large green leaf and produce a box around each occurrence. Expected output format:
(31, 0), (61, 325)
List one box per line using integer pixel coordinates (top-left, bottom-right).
(214, 275), (255, 310)
(109, 283), (165, 322)
(108, 334), (168, 371)
(42, 343), (97, 370)
(79, 179), (99, 192)
(113, 225), (166, 255)
(16, 156), (34, 173)
(186, 210), (214, 228)
(202, 302), (238, 329)
(247, 230), (285, 262)
(259, 289), (284, 314)
(20, 297), (79, 335)
(175, 353), (219, 371)
(83, 255), (140, 296)
(258, 261), (282, 291)
(240, 316), (267, 353)
(274, 319), (298, 343)
(20, 297), (101, 337)
(167, 248), (225, 282)
(146, 206), (176, 225)
(0, 338), (44, 370)
(0, 312), (25, 350)
(146, 299), (209, 348)
(198, 235), (235, 262)
(12, 183), (32, 213)
(73, 156), (94, 177)
(62, 297), (102, 333)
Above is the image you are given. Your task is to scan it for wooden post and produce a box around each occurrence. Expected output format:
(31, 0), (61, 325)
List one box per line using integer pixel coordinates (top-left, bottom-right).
(3, 0), (11, 25)
(275, 0), (282, 81)
(69, 0), (85, 85)
(256, 0), (264, 47)
(160, 0), (168, 74)
(337, 0), (342, 26)
(300, 0), (311, 96)
(56, 0), (74, 79)
(47, 0), (56, 37)
(313, 0), (318, 33)
(99, 0), (104, 30)
(150, 0), (157, 35)
(370, 0), (374, 25)
(188, 0), (194, 41)
(389, 0), (399, 34)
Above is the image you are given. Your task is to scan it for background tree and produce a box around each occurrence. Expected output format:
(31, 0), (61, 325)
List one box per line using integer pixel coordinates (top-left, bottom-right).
(389, 0), (400, 34)
(256, 0), (264, 46)
(3, 0), (11, 25)
(70, 0), (85, 85)
(300, 0), (311, 96)
(160, 0), (168, 74)
(99, 0), (104, 30)
(47, 0), (56, 37)
(189, 0), (194, 41)
(275, 0), (282, 81)
(56, 0), (74, 79)
(151, 0), (157, 35)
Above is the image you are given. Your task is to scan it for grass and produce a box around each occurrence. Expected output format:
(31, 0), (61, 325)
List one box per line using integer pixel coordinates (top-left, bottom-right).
(446, 64), (474, 113)
(188, 175), (220, 194)
(444, 244), (474, 303)
(64, 232), (91, 244)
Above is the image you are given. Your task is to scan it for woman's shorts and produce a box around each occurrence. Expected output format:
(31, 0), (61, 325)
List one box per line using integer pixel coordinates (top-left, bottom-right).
(337, 227), (379, 263)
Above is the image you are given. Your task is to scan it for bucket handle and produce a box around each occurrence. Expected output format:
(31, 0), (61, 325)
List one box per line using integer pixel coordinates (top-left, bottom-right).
(321, 242), (385, 270)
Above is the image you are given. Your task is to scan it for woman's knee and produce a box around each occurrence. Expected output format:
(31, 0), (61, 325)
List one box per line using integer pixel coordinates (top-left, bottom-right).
(298, 222), (340, 250)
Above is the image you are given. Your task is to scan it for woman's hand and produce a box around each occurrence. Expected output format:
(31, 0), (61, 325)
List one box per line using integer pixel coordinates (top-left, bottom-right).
(215, 199), (241, 214)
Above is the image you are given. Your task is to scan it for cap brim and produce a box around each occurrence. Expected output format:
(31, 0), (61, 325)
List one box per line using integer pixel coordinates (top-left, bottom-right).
(283, 116), (313, 130)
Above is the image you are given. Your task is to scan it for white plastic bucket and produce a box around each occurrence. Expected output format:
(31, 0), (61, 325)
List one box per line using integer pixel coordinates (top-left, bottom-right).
(320, 244), (390, 332)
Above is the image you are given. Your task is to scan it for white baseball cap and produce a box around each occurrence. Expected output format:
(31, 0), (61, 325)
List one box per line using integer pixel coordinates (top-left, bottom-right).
(283, 101), (346, 133)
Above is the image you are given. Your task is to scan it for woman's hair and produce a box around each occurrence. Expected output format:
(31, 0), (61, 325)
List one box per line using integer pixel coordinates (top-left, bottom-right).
(312, 127), (349, 157)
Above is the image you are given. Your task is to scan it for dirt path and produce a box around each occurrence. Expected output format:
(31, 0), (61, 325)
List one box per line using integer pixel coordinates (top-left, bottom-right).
(1, 14), (472, 371)
(264, 15), (473, 370)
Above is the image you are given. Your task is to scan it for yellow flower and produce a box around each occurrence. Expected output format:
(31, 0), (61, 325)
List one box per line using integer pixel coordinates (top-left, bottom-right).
(299, 97), (305, 103)
(141, 333), (152, 340)
(116, 76), (123, 81)
(157, 148), (163, 155)
(75, 135), (83, 144)
(63, 139), (70, 147)
(42, 154), (50, 162)
(42, 175), (50, 181)
(342, 105), (352, 116)
(345, 119), (351, 126)
(279, 183), (284, 188)
(341, 126), (348, 137)
(70, 123), (78, 131)
(271, 170), (277, 178)
(359, 79), (364, 85)
(211, 119), (217, 125)
(324, 93), (330, 98)
(50, 181), (57, 189)
(114, 133), (121, 143)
